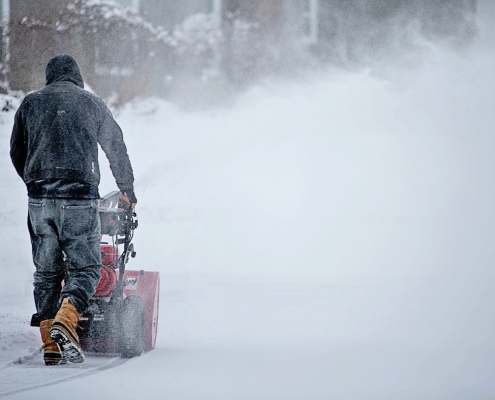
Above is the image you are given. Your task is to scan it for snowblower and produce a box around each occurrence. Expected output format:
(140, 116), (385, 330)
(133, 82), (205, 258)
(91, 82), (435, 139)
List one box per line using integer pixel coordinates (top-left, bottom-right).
(76, 191), (160, 358)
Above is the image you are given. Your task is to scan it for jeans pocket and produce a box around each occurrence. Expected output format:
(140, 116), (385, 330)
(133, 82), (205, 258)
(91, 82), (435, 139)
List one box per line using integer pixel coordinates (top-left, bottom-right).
(65, 204), (92, 210)
(62, 203), (97, 237)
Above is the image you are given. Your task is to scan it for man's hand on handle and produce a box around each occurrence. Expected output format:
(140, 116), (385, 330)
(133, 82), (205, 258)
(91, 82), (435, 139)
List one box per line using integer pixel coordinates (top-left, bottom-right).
(119, 191), (137, 209)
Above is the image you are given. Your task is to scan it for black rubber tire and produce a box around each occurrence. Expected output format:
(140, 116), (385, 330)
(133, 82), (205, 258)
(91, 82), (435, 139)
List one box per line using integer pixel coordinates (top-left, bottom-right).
(120, 295), (145, 358)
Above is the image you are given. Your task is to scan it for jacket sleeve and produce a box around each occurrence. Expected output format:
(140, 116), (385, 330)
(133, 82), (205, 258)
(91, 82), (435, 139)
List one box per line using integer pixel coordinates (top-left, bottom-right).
(10, 104), (28, 181)
(97, 103), (135, 195)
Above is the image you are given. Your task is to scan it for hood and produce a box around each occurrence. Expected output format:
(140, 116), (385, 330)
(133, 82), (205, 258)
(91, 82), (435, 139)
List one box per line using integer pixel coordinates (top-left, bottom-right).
(45, 54), (84, 88)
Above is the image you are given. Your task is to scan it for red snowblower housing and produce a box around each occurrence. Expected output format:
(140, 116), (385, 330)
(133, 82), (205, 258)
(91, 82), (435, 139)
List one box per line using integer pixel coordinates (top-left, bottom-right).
(77, 191), (160, 358)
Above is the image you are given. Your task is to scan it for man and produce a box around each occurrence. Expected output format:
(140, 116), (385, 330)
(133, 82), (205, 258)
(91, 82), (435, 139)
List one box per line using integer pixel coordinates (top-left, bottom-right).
(10, 54), (137, 365)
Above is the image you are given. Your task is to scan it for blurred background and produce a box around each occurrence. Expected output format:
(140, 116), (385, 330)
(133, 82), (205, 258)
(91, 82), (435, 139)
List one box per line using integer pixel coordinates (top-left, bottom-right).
(0, 0), (480, 108)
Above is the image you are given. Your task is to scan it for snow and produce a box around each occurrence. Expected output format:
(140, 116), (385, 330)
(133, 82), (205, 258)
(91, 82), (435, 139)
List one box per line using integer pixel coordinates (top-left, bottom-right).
(1, 8), (495, 399)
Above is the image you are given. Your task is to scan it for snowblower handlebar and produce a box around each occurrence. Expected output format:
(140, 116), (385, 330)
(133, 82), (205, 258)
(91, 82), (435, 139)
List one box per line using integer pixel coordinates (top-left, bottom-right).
(98, 191), (139, 300)
(99, 191), (138, 237)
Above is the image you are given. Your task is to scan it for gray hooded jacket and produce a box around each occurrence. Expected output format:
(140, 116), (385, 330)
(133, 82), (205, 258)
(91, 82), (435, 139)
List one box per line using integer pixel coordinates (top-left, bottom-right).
(10, 54), (135, 200)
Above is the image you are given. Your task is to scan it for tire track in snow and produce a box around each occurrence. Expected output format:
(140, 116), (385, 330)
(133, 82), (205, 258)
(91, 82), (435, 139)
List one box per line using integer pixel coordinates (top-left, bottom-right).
(0, 355), (127, 398)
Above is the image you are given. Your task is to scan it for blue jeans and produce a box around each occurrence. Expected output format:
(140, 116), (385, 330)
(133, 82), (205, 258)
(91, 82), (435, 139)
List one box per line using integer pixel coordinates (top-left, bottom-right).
(28, 198), (101, 320)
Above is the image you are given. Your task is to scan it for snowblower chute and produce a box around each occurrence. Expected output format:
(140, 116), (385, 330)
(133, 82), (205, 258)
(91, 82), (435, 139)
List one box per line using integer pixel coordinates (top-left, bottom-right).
(77, 191), (160, 358)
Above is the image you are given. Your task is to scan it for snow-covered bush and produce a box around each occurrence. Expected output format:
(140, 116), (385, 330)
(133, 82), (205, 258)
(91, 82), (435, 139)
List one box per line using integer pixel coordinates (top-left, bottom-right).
(63, 0), (159, 37)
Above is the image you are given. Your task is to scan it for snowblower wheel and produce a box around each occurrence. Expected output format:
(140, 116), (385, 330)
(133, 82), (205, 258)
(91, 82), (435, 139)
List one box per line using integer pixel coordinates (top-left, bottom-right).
(120, 295), (145, 358)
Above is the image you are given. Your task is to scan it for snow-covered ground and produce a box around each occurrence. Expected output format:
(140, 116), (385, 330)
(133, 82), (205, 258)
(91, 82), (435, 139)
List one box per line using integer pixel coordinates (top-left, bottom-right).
(1, 7), (495, 400)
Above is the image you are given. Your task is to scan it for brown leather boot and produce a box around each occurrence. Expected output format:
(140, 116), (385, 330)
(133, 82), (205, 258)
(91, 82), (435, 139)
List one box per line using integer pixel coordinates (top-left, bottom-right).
(40, 319), (66, 366)
(50, 298), (85, 363)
